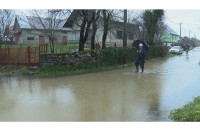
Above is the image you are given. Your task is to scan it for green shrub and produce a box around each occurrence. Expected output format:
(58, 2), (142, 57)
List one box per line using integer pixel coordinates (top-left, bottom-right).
(37, 45), (169, 76)
(146, 45), (169, 59)
(97, 46), (169, 65)
(96, 47), (137, 65)
(170, 96), (200, 121)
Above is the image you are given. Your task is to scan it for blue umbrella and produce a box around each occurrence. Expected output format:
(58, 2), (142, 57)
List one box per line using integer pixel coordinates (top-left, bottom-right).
(132, 40), (149, 51)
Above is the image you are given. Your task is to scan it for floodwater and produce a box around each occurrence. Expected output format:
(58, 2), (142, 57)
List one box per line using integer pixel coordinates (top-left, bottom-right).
(0, 47), (200, 121)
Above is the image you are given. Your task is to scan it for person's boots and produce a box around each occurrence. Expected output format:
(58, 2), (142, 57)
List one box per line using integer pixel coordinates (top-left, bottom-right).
(135, 67), (139, 73)
(141, 68), (144, 73)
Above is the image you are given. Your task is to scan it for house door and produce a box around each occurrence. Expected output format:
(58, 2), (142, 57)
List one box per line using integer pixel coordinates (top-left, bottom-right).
(39, 36), (44, 45)
(15, 36), (19, 45)
(62, 36), (67, 45)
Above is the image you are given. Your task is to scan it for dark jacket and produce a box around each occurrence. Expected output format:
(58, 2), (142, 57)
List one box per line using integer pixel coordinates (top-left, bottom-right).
(186, 45), (190, 50)
(137, 48), (146, 59)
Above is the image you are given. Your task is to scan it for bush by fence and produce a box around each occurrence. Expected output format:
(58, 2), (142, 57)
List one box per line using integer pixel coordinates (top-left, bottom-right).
(96, 45), (170, 66)
(40, 45), (169, 68)
(96, 47), (137, 65)
(146, 45), (170, 60)
(38, 45), (170, 75)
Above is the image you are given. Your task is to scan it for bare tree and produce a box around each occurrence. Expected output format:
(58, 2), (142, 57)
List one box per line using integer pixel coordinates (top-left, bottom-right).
(91, 10), (101, 50)
(78, 10), (94, 51)
(102, 10), (114, 49)
(123, 9), (127, 47)
(28, 9), (70, 53)
(64, 10), (101, 51)
(15, 9), (70, 53)
(0, 9), (14, 44)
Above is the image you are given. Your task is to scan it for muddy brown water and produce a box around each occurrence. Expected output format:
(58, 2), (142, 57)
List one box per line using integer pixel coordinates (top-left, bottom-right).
(0, 47), (200, 121)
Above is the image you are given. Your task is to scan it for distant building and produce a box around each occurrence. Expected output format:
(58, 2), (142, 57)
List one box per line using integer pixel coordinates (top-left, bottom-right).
(13, 16), (71, 45)
(155, 25), (179, 46)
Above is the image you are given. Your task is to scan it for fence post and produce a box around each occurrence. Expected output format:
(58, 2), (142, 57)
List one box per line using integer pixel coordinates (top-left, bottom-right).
(28, 46), (31, 66)
(39, 45), (40, 66)
(8, 46), (10, 66)
(46, 44), (48, 55)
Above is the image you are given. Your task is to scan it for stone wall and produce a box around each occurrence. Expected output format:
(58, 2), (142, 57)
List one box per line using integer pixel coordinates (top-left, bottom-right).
(40, 52), (96, 67)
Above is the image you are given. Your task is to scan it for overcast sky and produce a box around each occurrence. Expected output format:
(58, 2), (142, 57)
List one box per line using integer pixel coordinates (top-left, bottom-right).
(165, 10), (200, 39)
(14, 9), (200, 39)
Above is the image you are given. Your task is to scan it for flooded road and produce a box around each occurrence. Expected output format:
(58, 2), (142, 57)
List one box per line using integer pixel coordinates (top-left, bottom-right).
(0, 47), (200, 121)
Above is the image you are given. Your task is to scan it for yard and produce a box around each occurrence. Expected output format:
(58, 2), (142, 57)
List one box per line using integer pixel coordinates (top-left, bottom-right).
(0, 44), (86, 54)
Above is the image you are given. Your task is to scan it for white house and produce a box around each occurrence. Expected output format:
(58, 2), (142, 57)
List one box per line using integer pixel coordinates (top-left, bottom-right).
(63, 10), (140, 47)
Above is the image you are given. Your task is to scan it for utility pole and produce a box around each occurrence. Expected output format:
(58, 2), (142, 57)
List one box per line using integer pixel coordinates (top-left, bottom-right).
(180, 23), (182, 39)
(123, 9), (127, 47)
(189, 30), (191, 39)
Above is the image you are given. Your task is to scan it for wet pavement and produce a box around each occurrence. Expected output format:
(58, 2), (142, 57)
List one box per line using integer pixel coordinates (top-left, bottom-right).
(0, 47), (200, 121)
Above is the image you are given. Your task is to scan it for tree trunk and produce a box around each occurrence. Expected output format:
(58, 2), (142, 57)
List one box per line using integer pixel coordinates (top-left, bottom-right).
(79, 10), (93, 52)
(79, 15), (87, 51)
(148, 32), (155, 45)
(123, 9), (127, 47)
(91, 22), (97, 50)
(83, 20), (92, 43)
(102, 10), (110, 49)
(102, 26), (108, 49)
(91, 10), (100, 50)
(49, 36), (54, 54)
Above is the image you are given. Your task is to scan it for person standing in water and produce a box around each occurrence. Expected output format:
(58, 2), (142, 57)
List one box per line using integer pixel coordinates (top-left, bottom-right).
(185, 44), (190, 56)
(135, 43), (146, 73)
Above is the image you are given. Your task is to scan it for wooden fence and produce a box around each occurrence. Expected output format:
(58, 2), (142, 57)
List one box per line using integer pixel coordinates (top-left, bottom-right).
(0, 45), (47, 66)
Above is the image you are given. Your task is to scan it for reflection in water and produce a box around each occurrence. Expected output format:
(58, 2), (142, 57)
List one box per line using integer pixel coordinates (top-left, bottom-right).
(0, 68), (164, 121)
(185, 55), (189, 62)
(0, 47), (200, 121)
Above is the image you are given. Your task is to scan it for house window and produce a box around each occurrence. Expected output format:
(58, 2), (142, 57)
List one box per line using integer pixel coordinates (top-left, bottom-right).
(62, 31), (67, 34)
(27, 37), (34, 40)
(128, 31), (134, 40)
(117, 31), (123, 39)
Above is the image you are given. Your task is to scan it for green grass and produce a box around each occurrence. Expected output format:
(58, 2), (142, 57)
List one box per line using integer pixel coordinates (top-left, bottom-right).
(170, 96), (200, 121)
(47, 45), (78, 54)
(0, 66), (31, 76)
(35, 63), (125, 76)
(0, 44), (38, 48)
(189, 46), (195, 51)
(0, 44), (79, 54)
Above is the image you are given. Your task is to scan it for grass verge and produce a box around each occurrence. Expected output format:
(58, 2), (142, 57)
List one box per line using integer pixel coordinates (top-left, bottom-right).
(35, 63), (129, 77)
(170, 96), (200, 121)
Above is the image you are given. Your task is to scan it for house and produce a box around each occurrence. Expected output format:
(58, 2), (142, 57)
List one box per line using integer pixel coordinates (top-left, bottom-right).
(155, 25), (179, 46)
(13, 16), (71, 45)
(95, 20), (140, 46)
(63, 10), (140, 47)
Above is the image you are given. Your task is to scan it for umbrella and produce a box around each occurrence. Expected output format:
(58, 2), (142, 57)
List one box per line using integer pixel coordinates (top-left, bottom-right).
(132, 40), (149, 51)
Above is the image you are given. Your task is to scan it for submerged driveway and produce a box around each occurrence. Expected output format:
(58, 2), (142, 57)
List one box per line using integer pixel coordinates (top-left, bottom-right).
(0, 47), (200, 121)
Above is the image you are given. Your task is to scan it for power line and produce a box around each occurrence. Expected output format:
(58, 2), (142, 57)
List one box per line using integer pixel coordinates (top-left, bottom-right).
(166, 16), (200, 25)
(165, 17), (179, 24)
(167, 10), (194, 19)
(181, 26), (188, 32)
(181, 22), (200, 25)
